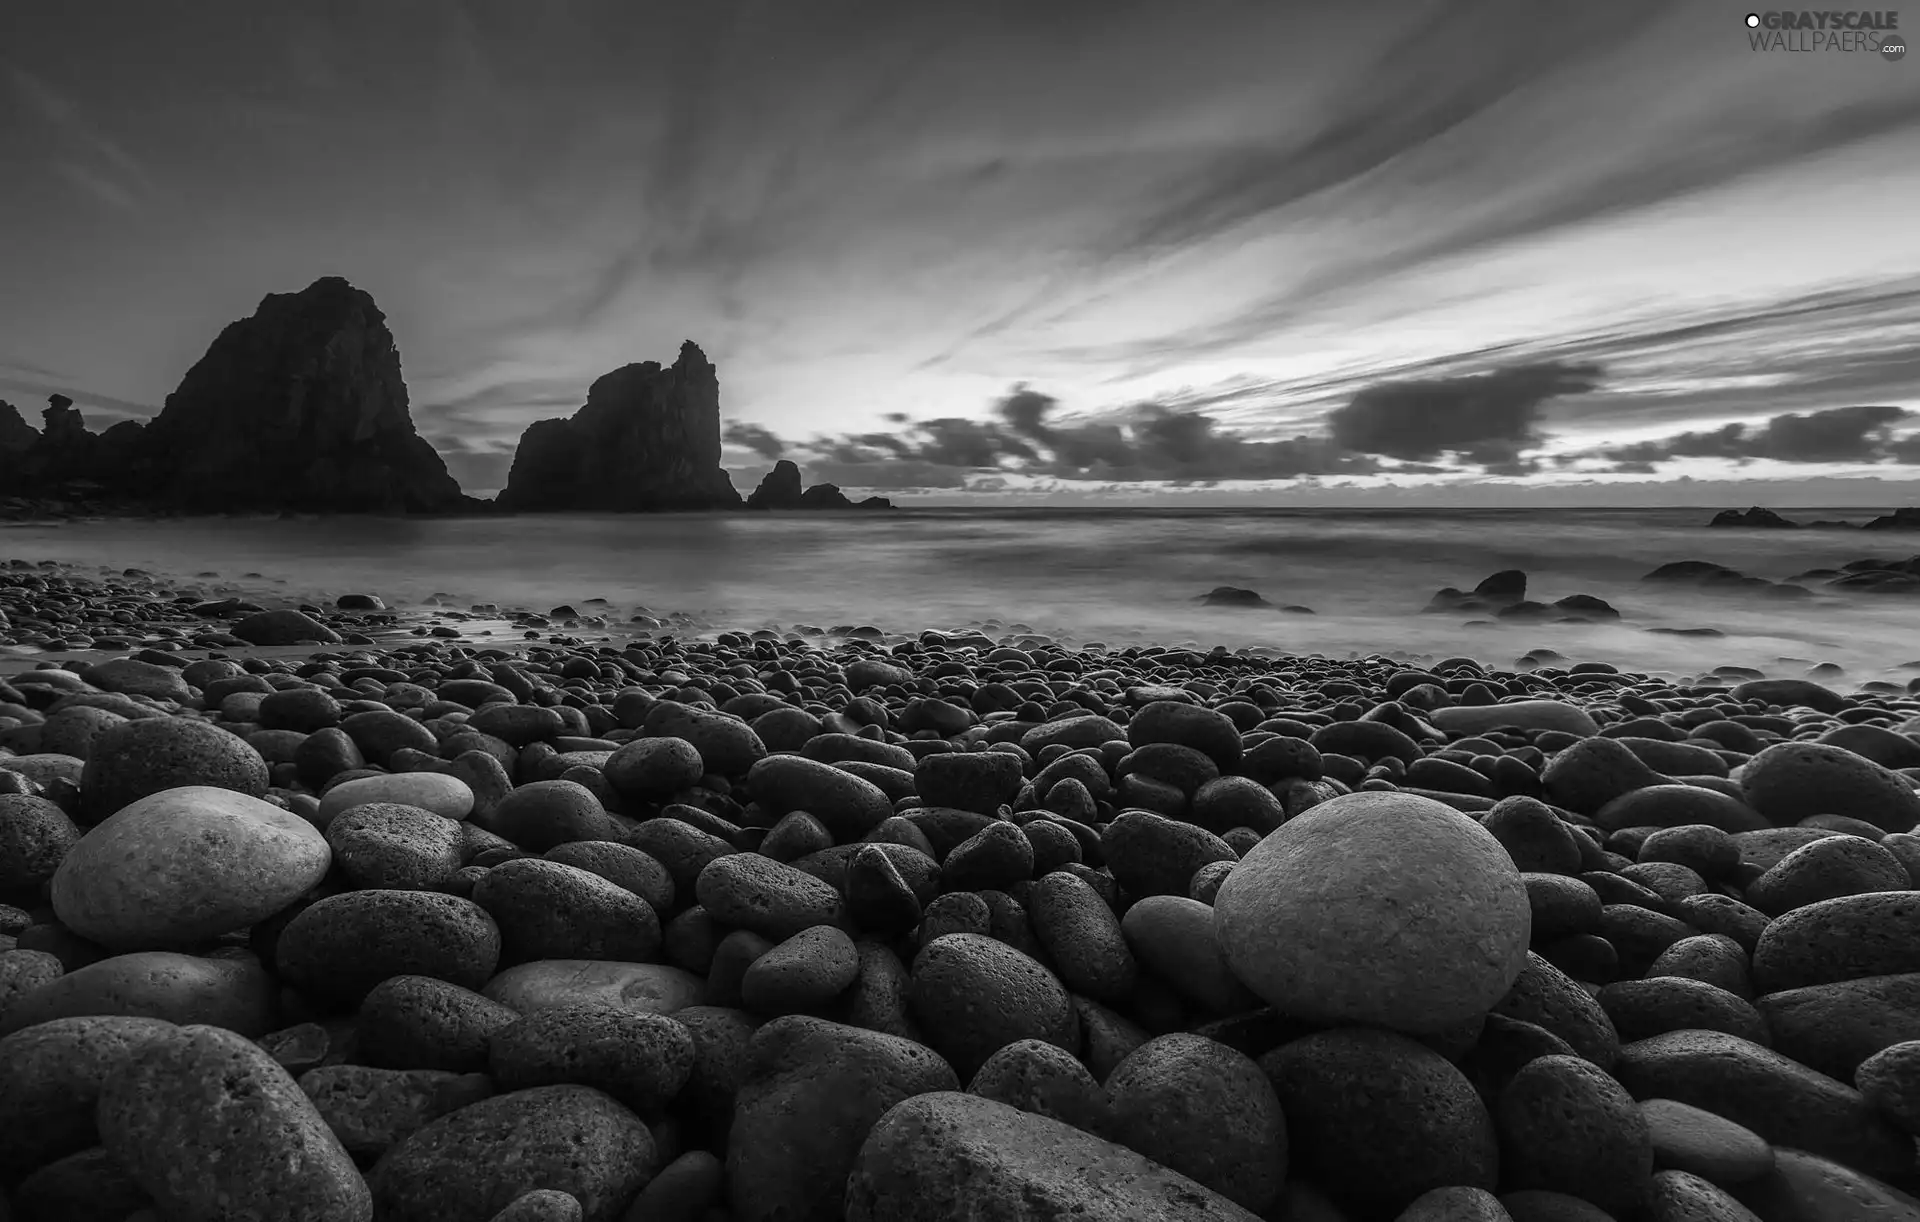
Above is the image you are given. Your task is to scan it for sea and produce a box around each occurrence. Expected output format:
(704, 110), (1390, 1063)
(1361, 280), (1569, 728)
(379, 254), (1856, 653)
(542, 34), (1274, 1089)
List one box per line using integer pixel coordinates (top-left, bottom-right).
(5, 506), (1920, 682)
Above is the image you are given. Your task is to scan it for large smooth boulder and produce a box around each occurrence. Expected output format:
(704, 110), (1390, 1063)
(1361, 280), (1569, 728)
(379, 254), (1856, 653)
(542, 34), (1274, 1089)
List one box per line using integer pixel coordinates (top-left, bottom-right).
(51, 786), (331, 952)
(1212, 791), (1531, 1034)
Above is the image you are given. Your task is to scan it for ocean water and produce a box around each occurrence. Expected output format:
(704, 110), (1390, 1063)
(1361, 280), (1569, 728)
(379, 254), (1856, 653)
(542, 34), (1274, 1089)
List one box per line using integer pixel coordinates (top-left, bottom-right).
(4, 506), (1919, 681)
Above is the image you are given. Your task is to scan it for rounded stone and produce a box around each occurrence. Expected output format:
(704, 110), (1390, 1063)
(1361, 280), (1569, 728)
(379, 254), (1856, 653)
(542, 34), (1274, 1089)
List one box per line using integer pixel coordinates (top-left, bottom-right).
(1752, 892), (1920, 993)
(1854, 1039), (1920, 1134)
(1120, 894), (1256, 1015)
(740, 924), (860, 1015)
(256, 686), (342, 733)
(1741, 741), (1920, 833)
(473, 857), (662, 966)
(325, 802), (464, 891)
(0, 1014), (177, 1175)
(1639, 1098), (1774, 1185)
(316, 771), (474, 827)
(1496, 1053), (1653, 1216)
(367, 1085), (655, 1222)
(1104, 1033), (1287, 1212)
(486, 780), (618, 853)
(1746, 834), (1910, 915)
(51, 786), (330, 952)
(1260, 1026), (1499, 1219)
(744, 754), (894, 842)
(96, 1023), (369, 1222)
(1027, 870), (1136, 1005)
(357, 974), (521, 1073)
(0, 793), (81, 890)
(543, 841), (675, 914)
(78, 716), (270, 822)
(603, 736), (704, 801)
(481, 961), (707, 1016)
(908, 932), (1077, 1079)
(0, 950), (278, 1037)
(1213, 790), (1531, 1034)
(694, 851), (848, 942)
(965, 1038), (1111, 1136)
(489, 1003), (695, 1115)
(275, 890), (501, 1010)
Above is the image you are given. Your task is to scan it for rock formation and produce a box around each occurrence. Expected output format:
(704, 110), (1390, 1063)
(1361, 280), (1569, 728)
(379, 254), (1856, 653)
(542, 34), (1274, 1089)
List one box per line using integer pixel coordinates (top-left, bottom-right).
(0, 400), (33, 453)
(746, 459), (805, 509)
(1709, 506), (1800, 528)
(496, 342), (742, 512)
(1, 395), (111, 495)
(1863, 507), (1920, 530)
(745, 459), (894, 510)
(131, 277), (468, 513)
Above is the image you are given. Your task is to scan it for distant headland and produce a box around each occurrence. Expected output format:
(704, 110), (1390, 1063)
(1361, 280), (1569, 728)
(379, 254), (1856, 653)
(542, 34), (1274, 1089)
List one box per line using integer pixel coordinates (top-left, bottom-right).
(0, 276), (890, 520)
(1707, 506), (1920, 530)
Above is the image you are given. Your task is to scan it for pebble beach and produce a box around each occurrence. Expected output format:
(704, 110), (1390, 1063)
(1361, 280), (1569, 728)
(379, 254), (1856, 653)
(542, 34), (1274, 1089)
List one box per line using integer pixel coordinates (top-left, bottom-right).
(5, 555), (1920, 1221)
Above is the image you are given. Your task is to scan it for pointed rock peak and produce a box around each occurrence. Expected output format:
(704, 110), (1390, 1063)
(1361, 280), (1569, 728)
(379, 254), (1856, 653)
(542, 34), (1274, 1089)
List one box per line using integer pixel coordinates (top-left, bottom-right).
(0, 399), (36, 449)
(676, 340), (712, 371)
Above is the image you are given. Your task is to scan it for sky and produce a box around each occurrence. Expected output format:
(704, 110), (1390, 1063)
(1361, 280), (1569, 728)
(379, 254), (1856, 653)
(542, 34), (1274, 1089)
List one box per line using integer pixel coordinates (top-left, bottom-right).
(1, 0), (1917, 504)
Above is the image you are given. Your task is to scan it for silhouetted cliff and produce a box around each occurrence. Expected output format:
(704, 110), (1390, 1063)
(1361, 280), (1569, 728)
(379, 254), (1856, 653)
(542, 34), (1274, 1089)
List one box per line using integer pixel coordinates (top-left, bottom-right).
(132, 277), (468, 512)
(495, 342), (742, 511)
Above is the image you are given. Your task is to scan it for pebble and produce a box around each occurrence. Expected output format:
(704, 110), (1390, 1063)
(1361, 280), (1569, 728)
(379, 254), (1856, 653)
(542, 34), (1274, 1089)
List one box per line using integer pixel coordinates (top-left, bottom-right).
(0, 950), (277, 1037)
(274, 889), (502, 1009)
(316, 770), (475, 825)
(728, 1015), (960, 1221)
(488, 1003), (694, 1114)
(845, 1092), (1259, 1220)
(77, 715), (271, 821)
(1103, 1032), (1288, 1212)
(13, 557), (1920, 1219)
(97, 1023), (370, 1220)
(326, 800), (465, 890)
(908, 932), (1077, 1079)
(472, 857), (663, 965)
(1261, 1026), (1499, 1218)
(1639, 1098), (1774, 1185)
(367, 1085), (655, 1222)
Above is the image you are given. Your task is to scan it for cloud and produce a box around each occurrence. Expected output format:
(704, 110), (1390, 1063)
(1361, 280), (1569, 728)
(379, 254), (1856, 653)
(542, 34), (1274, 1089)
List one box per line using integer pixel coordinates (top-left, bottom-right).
(0, 377), (155, 423)
(6, 63), (158, 213)
(1323, 361), (1604, 462)
(1592, 404), (1915, 468)
(722, 421), (786, 460)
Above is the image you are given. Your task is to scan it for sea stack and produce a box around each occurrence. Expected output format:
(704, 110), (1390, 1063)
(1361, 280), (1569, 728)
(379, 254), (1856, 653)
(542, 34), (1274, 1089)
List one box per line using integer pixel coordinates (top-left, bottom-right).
(132, 276), (467, 513)
(745, 458), (894, 510)
(496, 341), (743, 512)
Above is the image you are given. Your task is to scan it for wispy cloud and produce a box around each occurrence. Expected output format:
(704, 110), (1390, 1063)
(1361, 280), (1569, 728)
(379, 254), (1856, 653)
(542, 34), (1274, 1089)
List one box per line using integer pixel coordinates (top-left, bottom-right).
(6, 63), (158, 214)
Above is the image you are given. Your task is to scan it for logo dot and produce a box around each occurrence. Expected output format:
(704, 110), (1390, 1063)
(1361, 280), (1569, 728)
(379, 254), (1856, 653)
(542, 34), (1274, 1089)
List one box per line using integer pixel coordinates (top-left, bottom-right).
(1884, 35), (1908, 60)
(1745, 12), (1760, 26)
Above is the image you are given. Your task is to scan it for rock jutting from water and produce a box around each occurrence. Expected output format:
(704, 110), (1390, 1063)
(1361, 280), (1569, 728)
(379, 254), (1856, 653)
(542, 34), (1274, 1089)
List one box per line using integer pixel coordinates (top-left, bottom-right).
(7, 560), (1920, 1218)
(1705, 506), (1920, 530)
(745, 459), (895, 511)
(495, 342), (744, 513)
(0, 281), (475, 516)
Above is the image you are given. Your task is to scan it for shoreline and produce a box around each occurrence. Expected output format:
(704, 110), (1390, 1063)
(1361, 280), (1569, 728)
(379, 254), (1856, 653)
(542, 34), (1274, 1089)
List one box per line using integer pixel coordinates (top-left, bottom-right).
(5, 546), (1920, 1213)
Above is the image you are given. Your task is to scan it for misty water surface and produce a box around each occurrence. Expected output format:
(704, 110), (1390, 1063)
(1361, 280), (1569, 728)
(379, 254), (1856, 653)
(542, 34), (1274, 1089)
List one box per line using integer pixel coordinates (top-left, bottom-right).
(5, 507), (1919, 681)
